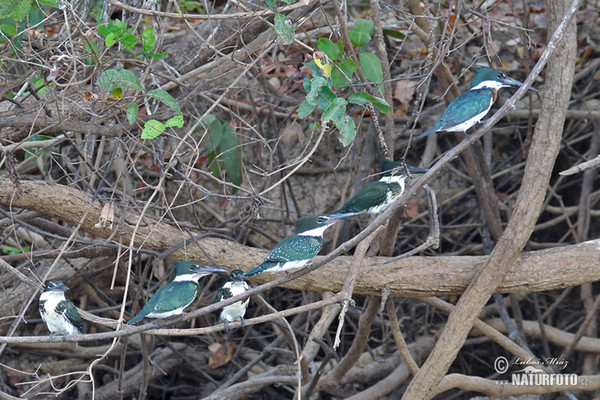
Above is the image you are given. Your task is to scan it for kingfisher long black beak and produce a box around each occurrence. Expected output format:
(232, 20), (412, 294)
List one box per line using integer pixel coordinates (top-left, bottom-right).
(500, 76), (539, 93)
(195, 266), (227, 276)
(51, 282), (70, 291)
(328, 213), (350, 223)
(407, 166), (428, 175)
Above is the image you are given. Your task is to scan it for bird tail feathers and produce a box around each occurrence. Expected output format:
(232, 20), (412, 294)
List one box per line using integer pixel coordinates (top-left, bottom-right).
(415, 126), (438, 140)
(126, 313), (144, 325)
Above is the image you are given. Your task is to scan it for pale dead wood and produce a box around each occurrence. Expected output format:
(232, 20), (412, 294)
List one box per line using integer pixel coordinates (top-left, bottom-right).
(486, 318), (600, 353)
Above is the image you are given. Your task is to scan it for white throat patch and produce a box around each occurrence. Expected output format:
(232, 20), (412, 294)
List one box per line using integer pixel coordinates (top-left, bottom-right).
(173, 273), (200, 283)
(471, 80), (503, 90)
(298, 224), (329, 237)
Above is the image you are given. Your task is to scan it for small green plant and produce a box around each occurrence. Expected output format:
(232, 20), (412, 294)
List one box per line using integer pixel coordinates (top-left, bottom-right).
(265, 0), (296, 45)
(23, 134), (52, 159)
(2, 245), (29, 255)
(99, 21), (166, 61)
(96, 68), (184, 138)
(179, 1), (205, 14)
(0, 0), (58, 49)
(201, 114), (243, 189)
(298, 18), (391, 146)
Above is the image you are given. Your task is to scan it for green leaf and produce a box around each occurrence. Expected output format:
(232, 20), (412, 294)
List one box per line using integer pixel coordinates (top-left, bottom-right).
(305, 76), (327, 106)
(2, 245), (23, 255)
(141, 119), (166, 139)
(206, 118), (223, 153)
(121, 33), (137, 48)
(105, 32), (116, 48)
(349, 18), (374, 47)
(336, 115), (356, 146)
(0, 24), (17, 36)
(166, 115), (184, 128)
(152, 51), (167, 59)
(348, 92), (392, 113)
(203, 113), (217, 126)
(141, 28), (155, 51)
(109, 87), (122, 99)
(331, 58), (357, 88)
(359, 52), (383, 83)
(220, 125), (243, 187)
(273, 13), (294, 45)
(28, 8), (43, 26)
(302, 76), (312, 92)
(264, 0), (276, 11)
(97, 69), (141, 92)
(382, 27), (407, 40)
(126, 102), (138, 125)
(316, 86), (336, 111)
(322, 97), (347, 124)
(38, 0), (58, 6)
(316, 38), (339, 61)
(12, 0), (31, 22)
(147, 89), (181, 114)
(85, 38), (98, 55)
(298, 99), (316, 119)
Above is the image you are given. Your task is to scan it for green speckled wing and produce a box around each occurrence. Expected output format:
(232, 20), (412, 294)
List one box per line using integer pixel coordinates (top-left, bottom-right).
(266, 235), (323, 263)
(141, 281), (199, 314)
(56, 300), (84, 333)
(215, 286), (232, 302)
(336, 181), (399, 215)
(432, 88), (494, 131)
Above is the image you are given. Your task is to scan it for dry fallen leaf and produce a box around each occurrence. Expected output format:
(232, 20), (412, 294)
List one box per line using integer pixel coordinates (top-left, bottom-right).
(280, 122), (305, 145)
(404, 199), (420, 219)
(208, 341), (236, 369)
(393, 79), (416, 105)
(94, 202), (115, 229)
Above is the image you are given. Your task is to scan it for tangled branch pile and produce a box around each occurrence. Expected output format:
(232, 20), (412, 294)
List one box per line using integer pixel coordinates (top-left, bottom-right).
(0, 0), (599, 398)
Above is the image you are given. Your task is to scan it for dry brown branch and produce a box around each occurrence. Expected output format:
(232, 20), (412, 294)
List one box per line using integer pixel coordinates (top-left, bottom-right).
(386, 298), (419, 376)
(343, 336), (436, 400)
(486, 318), (600, 353)
(312, 297), (382, 392)
(333, 226), (384, 349)
(94, 343), (197, 400)
(106, 0), (312, 21)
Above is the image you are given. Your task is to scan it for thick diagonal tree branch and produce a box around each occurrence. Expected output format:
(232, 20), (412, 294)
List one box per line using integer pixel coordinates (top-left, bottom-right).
(402, 0), (579, 397)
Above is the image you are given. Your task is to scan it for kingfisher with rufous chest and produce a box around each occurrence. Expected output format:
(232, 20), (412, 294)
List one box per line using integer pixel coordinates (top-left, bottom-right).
(415, 67), (538, 140)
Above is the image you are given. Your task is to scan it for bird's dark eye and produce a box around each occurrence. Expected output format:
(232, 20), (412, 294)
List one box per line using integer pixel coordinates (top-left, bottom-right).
(317, 216), (328, 223)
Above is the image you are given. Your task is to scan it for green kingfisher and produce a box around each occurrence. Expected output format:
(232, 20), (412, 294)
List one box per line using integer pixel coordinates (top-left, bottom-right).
(215, 269), (250, 332)
(39, 280), (84, 340)
(127, 262), (226, 325)
(330, 161), (428, 219)
(244, 214), (341, 277)
(415, 67), (538, 140)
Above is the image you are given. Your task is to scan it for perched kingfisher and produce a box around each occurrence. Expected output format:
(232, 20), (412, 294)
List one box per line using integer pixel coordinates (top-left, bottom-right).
(415, 67), (538, 140)
(39, 280), (84, 340)
(215, 269), (250, 332)
(330, 160), (428, 219)
(244, 214), (340, 277)
(127, 262), (226, 325)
